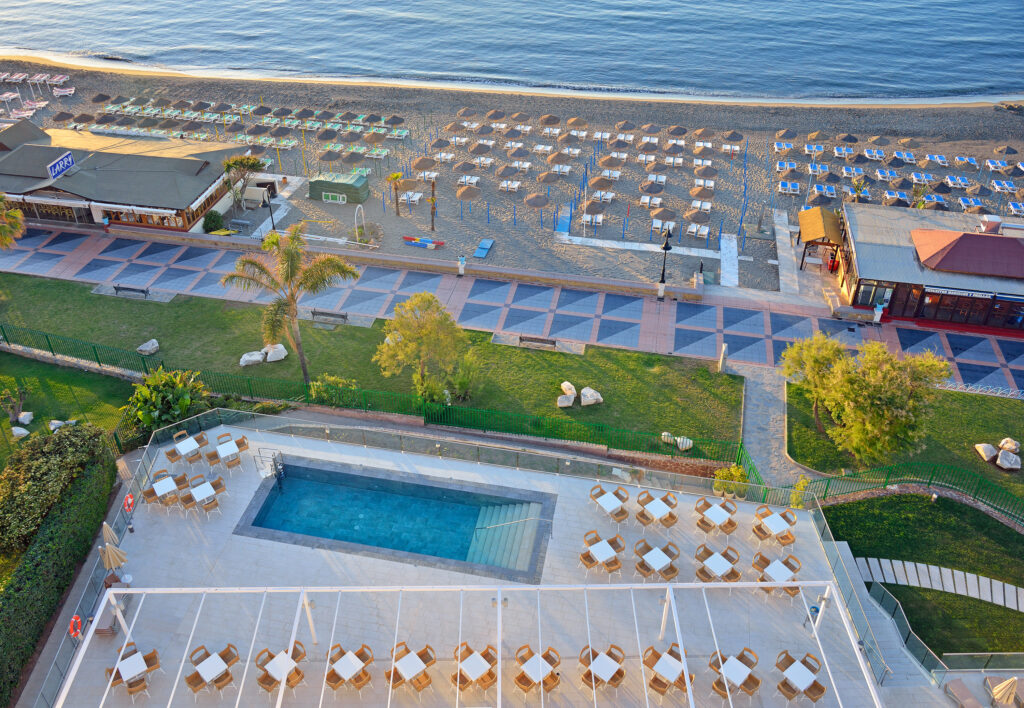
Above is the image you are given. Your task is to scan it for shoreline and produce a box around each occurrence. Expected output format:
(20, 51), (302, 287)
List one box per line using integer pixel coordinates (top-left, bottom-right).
(4, 51), (1024, 111)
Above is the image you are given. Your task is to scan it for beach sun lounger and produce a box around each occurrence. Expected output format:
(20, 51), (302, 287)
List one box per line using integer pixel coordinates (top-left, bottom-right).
(834, 146), (854, 157)
(533, 144), (552, 153)
(773, 142), (793, 153)
(955, 156), (978, 168)
(776, 161), (797, 172)
(778, 181), (800, 195)
(457, 175), (480, 187)
(1009, 202), (1024, 216)
(804, 144), (824, 155)
(646, 174), (666, 184)
(808, 163), (829, 175)
(875, 168), (899, 180)
(473, 239), (494, 258)
(640, 195), (663, 208)
(504, 141), (523, 150)
(894, 150), (915, 161)
(694, 158), (713, 167)
(472, 156), (495, 167)
(582, 214), (604, 227)
(695, 178), (715, 189)
(652, 219), (675, 233)
(601, 170), (621, 181)
(841, 185), (871, 199)
(553, 164), (571, 175)
(910, 172), (935, 184)
(864, 148), (885, 160)
(498, 180), (521, 192)
(512, 160), (531, 171)
(986, 159), (1009, 171)
(924, 153), (948, 167)
(992, 180), (1015, 193)
(923, 194), (946, 204)
(664, 156), (685, 167)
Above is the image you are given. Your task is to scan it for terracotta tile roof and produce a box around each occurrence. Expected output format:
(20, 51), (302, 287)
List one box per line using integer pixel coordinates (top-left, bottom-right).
(911, 228), (1024, 279)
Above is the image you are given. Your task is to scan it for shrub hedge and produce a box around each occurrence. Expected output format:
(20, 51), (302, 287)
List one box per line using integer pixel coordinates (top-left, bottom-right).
(0, 430), (115, 706)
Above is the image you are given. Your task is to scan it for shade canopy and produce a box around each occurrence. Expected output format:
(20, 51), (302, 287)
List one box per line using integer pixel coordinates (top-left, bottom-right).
(666, 125), (687, 137)
(615, 120), (635, 131)
(651, 207), (677, 221)
(430, 137), (450, 149)
(721, 130), (743, 141)
(485, 109), (505, 120)
(468, 142), (491, 155)
(639, 182), (664, 195)
(798, 207), (842, 245)
(589, 176), (613, 190)
(599, 155), (625, 169)
(566, 117), (587, 128)
(690, 186), (714, 199)
(318, 129), (338, 142)
(495, 164), (517, 178)
(776, 128), (797, 139)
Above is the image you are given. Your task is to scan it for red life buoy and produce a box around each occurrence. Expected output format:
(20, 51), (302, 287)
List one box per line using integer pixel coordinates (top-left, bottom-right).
(69, 615), (82, 638)
(123, 494), (134, 513)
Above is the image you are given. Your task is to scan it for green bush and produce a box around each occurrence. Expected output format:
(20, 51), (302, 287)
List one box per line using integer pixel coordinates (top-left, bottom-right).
(0, 445), (115, 706)
(122, 368), (207, 432)
(252, 400), (292, 415)
(712, 463), (748, 496)
(0, 424), (105, 552)
(451, 350), (484, 402)
(202, 209), (224, 233)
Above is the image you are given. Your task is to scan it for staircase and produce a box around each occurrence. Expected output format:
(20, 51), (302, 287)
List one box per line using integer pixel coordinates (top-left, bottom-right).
(465, 502), (544, 571)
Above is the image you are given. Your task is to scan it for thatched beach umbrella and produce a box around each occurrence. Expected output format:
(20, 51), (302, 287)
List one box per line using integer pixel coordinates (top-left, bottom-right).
(638, 142), (658, 154)
(967, 183), (992, 197)
(473, 123), (494, 135)
(836, 133), (858, 143)
(453, 160), (477, 174)
(883, 195), (909, 207)
(639, 181), (664, 195)
(844, 193), (870, 204)
(110, 95), (129, 105)
(130, 97), (149, 107)
(293, 108), (315, 120)
(922, 200), (948, 211)
(537, 171), (559, 184)
(539, 114), (560, 126)
(561, 117), (584, 129)
(430, 137), (450, 149)
(582, 199), (605, 215)
(138, 117), (161, 128)
(503, 127), (523, 139)
(557, 132), (579, 145)
(615, 120), (635, 131)
(116, 116), (137, 127)
(821, 172), (841, 184)
(212, 102), (233, 113)
(172, 100), (192, 110)
(411, 156), (438, 171)
(524, 193), (549, 208)
(641, 123), (661, 135)
(1017, 186), (1024, 200)
(95, 114), (117, 125)
(651, 207), (677, 221)
(507, 146), (530, 159)
(315, 110), (336, 121)
(692, 127), (714, 138)
(781, 168), (802, 180)
(485, 109), (505, 120)
(495, 164), (518, 178)
(223, 121), (245, 133)
(248, 145), (268, 156)
(457, 107), (476, 118)
(91, 93), (110, 104)
(338, 111), (358, 122)
(245, 124), (269, 136)
(180, 120), (203, 131)
(363, 131), (385, 144)
(667, 125), (687, 137)
(191, 101), (211, 112)
(546, 152), (570, 166)
(318, 150), (341, 163)
(663, 143), (685, 156)
(444, 121), (464, 133)
(589, 176), (613, 190)
(695, 165), (718, 178)
(898, 137), (920, 148)
(889, 176), (912, 190)
(807, 193), (832, 206)
(930, 180), (951, 194)
(252, 105), (272, 116)
(994, 145), (1018, 155)
(685, 209), (709, 224)
(607, 138), (630, 150)
(399, 177), (423, 192)
(51, 111), (74, 123)
(776, 128), (797, 139)
(721, 130), (743, 141)
(999, 164), (1024, 177)
(385, 115), (404, 126)
(469, 142), (491, 155)
(883, 155), (905, 168)
(853, 174), (876, 186)
(690, 186), (714, 199)
(272, 107), (292, 118)
(151, 98), (171, 109)
(338, 130), (361, 143)
(599, 155), (625, 169)
(342, 151), (364, 165)
(318, 128), (338, 142)
(966, 205), (991, 215)
(846, 153), (868, 165)
(457, 185), (482, 201)
(645, 161), (667, 173)
(807, 130), (825, 141)
(271, 126), (292, 138)
(868, 135), (888, 145)
(509, 112), (531, 122)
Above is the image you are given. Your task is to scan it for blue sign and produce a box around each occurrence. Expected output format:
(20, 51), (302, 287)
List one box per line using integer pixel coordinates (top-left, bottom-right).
(46, 151), (75, 180)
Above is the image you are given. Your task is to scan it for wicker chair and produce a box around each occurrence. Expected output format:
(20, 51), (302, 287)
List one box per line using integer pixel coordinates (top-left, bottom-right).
(635, 559), (656, 580)
(589, 484), (605, 502)
(712, 675), (730, 699)
(778, 530), (797, 547)
(142, 487), (159, 505)
(188, 474), (205, 487)
(477, 668), (497, 690)
(805, 680), (827, 702)
(637, 490), (655, 507)
(254, 648), (273, 670)
(801, 653), (822, 674)
(719, 516), (738, 535)
(201, 497), (221, 517)
(173, 431), (189, 443)
(603, 556), (623, 578)
(481, 645), (497, 666)
(696, 515), (715, 534)
(211, 476), (228, 496)
(125, 676), (149, 702)
(579, 550), (600, 571)
(784, 555), (802, 574)
(159, 492), (180, 512)
(542, 672), (560, 692)
(578, 645), (598, 667)
(755, 504), (772, 519)
(583, 529), (601, 546)
(143, 649), (162, 674)
(179, 492), (197, 515)
(781, 508), (798, 526)
(635, 539), (653, 557)
(740, 672), (762, 697)
(350, 668), (371, 694)
(778, 678), (801, 701)
(662, 491), (677, 508)
(542, 647), (560, 667)
(708, 651), (725, 673)
(216, 432), (233, 444)
(694, 496), (712, 516)
(643, 646), (661, 669)
(660, 511), (679, 529)
(722, 567), (742, 583)
(213, 670), (233, 691)
(257, 672), (279, 693)
(751, 521), (772, 545)
(119, 642), (138, 657)
(417, 644), (437, 667)
(608, 534), (625, 552)
(290, 640), (306, 662)
(285, 666), (305, 689)
(205, 450), (221, 466)
(636, 508), (656, 528)
(722, 546), (740, 564)
(225, 456), (241, 472)
(235, 436), (248, 452)
(165, 448), (182, 464)
(696, 565), (715, 582)
(695, 543), (713, 563)
(194, 432), (209, 447)
(173, 472), (190, 490)
(515, 644), (534, 665)
(659, 563), (680, 581)
(184, 670), (206, 695)
(610, 506), (629, 523)
(776, 650), (796, 671)
(410, 672), (432, 693)
(514, 671), (537, 692)
(219, 643), (240, 667)
(450, 669), (472, 690)
(184, 449), (202, 465)
(612, 486), (629, 503)
(663, 541), (681, 560)
(721, 499), (738, 515)
(104, 667), (123, 687)
(752, 552), (772, 572)
(738, 647), (759, 669)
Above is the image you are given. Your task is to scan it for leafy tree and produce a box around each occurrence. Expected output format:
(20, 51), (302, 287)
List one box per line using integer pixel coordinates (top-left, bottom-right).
(386, 172), (403, 216)
(0, 385), (27, 425)
(221, 223), (358, 385)
(0, 193), (25, 250)
(823, 341), (949, 464)
(779, 332), (846, 432)
(790, 474), (811, 509)
(223, 155), (266, 212)
(203, 209), (224, 233)
(123, 368), (207, 431)
(451, 349), (485, 402)
(374, 292), (467, 398)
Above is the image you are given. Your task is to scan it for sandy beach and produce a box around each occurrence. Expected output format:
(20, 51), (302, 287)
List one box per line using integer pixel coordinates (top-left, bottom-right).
(3, 56), (1023, 291)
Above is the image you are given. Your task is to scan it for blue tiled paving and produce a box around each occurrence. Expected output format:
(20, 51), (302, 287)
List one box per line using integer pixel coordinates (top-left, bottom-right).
(723, 333), (767, 364)
(467, 279), (510, 303)
(548, 314), (594, 341)
(458, 302), (503, 329)
(356, 265), (403, 290)
(74, 257), (124, 282)
(956, 363), (1009, 388)
(996, 338), (1024, 368)
(946, 333), (999, 363)
(773, 340), (796, 366)
(210, 250), (244, 273)
(339, 289), (389, 315)
(501, 308), (548, 335)
(100, 238), (145, 259)
(0, 249), (27, 269)
(602, 294), (644, 320)
(673, 328), (718, 358)
(189, 272), (233, 296)
(769, 313), (814, 340)
(385, 294), (413, 316)
(1010, 368), (1024, 389)
(114, 263), (160, 286)
(15, 251), (65, 275)
(722, 307), (764, 335)
(44, 232), (89, 252)
(511, 284), (555, 309)
(674, 302), (717, 329)
(895, 327), (944, 355)
(398, 271), (442, 293)
(173, 246), (221, 269)
(816, 319), (864, 346)
(135, 242), (183, 264)
(596, 318), (640, 347)
(556, 289), (600, 314)
(152, 267), (202, 291)
(15, 229), (55, 248)
(298, 287), (350, 310)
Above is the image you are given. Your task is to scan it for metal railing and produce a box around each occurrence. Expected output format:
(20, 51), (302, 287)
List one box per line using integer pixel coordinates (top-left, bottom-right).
(867, 581), (948, 683)
(935, 381), (1024, 400)
(942, 652), (1024, 672)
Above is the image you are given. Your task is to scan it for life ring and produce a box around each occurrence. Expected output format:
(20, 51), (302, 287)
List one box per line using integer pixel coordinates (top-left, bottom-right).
(123, 494), (134, 513)
(69, 615), (82, 638)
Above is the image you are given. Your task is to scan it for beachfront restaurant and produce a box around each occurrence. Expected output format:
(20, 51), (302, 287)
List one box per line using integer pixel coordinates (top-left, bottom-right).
(832, 203), (1024, 329)
(0, 120), (245, 232)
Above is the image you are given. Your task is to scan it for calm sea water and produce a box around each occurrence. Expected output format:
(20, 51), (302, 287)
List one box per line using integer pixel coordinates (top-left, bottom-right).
(2, 0), (1023, 99)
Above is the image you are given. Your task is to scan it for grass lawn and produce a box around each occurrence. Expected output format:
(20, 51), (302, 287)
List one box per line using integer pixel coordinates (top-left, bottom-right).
(823, 494), (1024, 655)
(787, 382), (1024, 497)
(0, 273), (743, 440)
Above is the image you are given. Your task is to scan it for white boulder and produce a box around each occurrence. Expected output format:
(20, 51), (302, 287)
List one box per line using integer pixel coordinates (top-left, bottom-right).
(676, 436), (694, 452)
(262, 343), (288, 363)
(580, 386), (603, 406)
(239, 351), (265, 367)
(11, 426), (29, 439)
(996, 449), (1021, 471)
(17, 411), (33, 425)
(975, 443), (999, 462)
(48, 420), (64, 431)
(661, 431), (675, 444)
(560, 381), (577, 397)
(556, 394), (575, 408)
(999, 437), (1020, 454)
(136, 338), (160, 356)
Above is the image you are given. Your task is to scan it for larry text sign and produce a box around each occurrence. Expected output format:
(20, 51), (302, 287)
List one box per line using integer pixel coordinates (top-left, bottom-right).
(46, 151), (75, 180)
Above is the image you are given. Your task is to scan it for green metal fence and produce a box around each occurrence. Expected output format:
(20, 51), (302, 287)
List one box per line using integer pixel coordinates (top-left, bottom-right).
(0, 322), (164, 374)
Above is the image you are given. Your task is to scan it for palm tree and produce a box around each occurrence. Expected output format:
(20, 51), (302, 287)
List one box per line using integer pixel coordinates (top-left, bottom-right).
(221, 223), (359, 385)
(910, 184), (927, 209)
(386, 172), (403, 217)
(0, 194), (25, 250)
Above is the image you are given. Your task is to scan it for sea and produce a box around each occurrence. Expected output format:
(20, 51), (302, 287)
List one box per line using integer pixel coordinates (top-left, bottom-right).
(1, 0), (1023, 100)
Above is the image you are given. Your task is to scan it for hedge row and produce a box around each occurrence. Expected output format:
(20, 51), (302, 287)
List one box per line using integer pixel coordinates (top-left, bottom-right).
(0, 443), (115, 706)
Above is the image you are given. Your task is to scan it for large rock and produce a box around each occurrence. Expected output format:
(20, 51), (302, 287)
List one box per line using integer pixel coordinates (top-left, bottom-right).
(10, 426), (29, 439)
(661, 431), (675, 444)
(48, 420), (63, 431)
(239, 351), (265, 367)
(996, 449), (1021, 471)
(560, 381), (577, 397)
(262, 343), (288, 363)
(580, 386), (603, 406)
(556, 394), (575, 408)
(136, 338), (160, 356)
(676, 436), (694, 452)
(975, 443), (999, 462)
(17, 411), (33, 425)
(999, 438), (1020, 454)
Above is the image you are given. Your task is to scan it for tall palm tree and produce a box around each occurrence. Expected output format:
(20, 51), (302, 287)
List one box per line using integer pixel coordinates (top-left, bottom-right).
(386, 172), (403, 217)
(221, 223), (359, 385)
(0, 194), (25, 250)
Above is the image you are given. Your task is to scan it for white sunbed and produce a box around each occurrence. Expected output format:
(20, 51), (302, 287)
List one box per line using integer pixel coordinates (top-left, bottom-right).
(640, 196), (663, 208)
(582, 214), (604, 226)
(499, 180), (521, 192)
(542, 127), (560, 136)
(664, 157), (685, 167)
(617, 133), (635, 141)
(773, 142), (794, 152)
(690, 199), (712, 212)
(986, 159), (1008, 171)
(592, 190), (616, 203)
(637, 154), (656, 164)
(641, 136), (658, 144)
(533, 144), (553, 153)
(944, 175), (969, 188)
(992, 180), (1016, 193)
(473, 156), (494, 167)
(722, 144), (741, 155)
(553, 165), (572, 175)
(399, 191), (423, 205)
(417, 171), (439, 181)
(504, 141), (523, 150)
(452, 136), (468, 146)
(592, 131), (610, 140)
(834, 146), (854, 157)
(610, 151), (628, 160)
(694, 158), (712, 167)
(776, 161), (797, 172)
(804, 144), (824, 155)
(894, 150), (915, 161)
(924, 194), (946, 204)
(601, 170), (621, 180)
(435, 152), (455, 163)
(1008, 202), (1024, 216)
(646, 174), (666, 185)
(512, 160), (532, 171)
(955, 156), (978, 168)
(778, 181), (800, 195)
(490, 122), (507, 129)
(687, 223), (711, 237)
(515, 124), (532, 133)
(911, 172), (935, 184)
(652, 219), (676, 233)
(561, 147), (581, 157)
(570, 129), (588, 139)
(695, 178), (715, 190)
(808, 163), (829, 175)
(925, 154), (949, 167)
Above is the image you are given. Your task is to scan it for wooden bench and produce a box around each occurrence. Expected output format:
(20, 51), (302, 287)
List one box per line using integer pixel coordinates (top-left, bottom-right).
(519, 335), (557, 351)
(113, 284), (149, 299)
(311, 309), (348, 325)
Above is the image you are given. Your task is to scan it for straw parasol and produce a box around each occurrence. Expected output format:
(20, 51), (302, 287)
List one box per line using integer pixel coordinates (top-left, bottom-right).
(868, 135), (888, 145)
(992, 678), (1018, 705)
(589, 176), (613, 190)
(139, 117), (161, 128)
(99, 543), (128, 572)
(807, 130), (825, 141)
(835, 133), (858, 143)
(338, 111), (358, 122)
(566, 117), (587, 128)
(929, 180), (951, 194)
(967, 183), (992, 197)
(485, 109), (505, 120)
(507, 146), (530, 159)
(853, 174), (875, 186)
(223, 121), (245, 133)
(889, 176), (913, 190)
(641, 123), (661, 135)
(95, 114), (117, 125)
(1000, 164), (1024, 177)
(495, 164), (518, 178)
(651, 207), (677, 221)
(690, 186), (714, 199)
(363, 131), (385, 144)
(51, 111), (74, 123)
(667, 125), (687, 137)
(453, 160), (477, 174)
(457, 185), (481, 201)
(456, 107), (476, 118)
(536, 171), (559, 184)
(637, 142), (658, 154)
(557, 132), (579, 145)
(523, 193), (549, 208)
(582, 199), (605, 215)
(211, 102), (233, 113)
(721, 130), (743, 142)
(844, 193), (871, 204)
(782, 168), (802, 180)
(342, 151), (364, 165)
(695, 165), (718, 178)
(821, 172), (841, 184)
(1017, 186), (1024, 200)
(130, 97), (149, 107)
(692, 127), (714, 138)
(249, 145), (268, 157)
(338, 130), (361, 143)
(318, 128), (338, 142)
(599, 155), (625, 169)
(645, 160), (667, 173)
(663, 143), (685, 155)
(883, 155), (905, 168)
(411, 156), (438, 171)
(315, 110), (336, 121)
(469, 142), (491, 155)
(846, 153), (868, 165)
(102, 522), (119, 546)
(685, 209), (709, 224)
(180, 119), (203, 131)
(399, 178), (423, 192)
(776, 128), (797, 139)
(110, 95), (130, 105)
(272, 107), (292, 118)
(539, 114), (560, 126)
(252, 105), (272, 116)
(91, 93), (110, 104)
(162, 119), (187, 131)
(444, 121), (464, 133)
(898, 137), (920, 148)
(607, 138), (630, 150)
(270, 126), (292, 138)
(116, 116), (137, 127)
(503, 127), (523, 139)
(883, 195), (909, 207)
(473, 123), (494, 135)
(615, 120), (635, 131)
(363, 114), (384, 125)
(966, 205), (992, 215)
(151, 98), (171, 109)
(430, 137), (450, 149)
(639, 181), (664, 195)
(509, 112), (531, 122)
(922, 200), (947, 211)
(546, 152), (570, 165)
(318, 150), (341, 163)
(807, 193), (832, 206)
(293, 108), (314, 120)
(994, 145), (1018, 155)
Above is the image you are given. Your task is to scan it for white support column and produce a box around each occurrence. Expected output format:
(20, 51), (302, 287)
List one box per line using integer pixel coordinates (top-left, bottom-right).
(658, 585), (671, 640)
(667, 588), (697, 708)
(303, 593), (319, 645)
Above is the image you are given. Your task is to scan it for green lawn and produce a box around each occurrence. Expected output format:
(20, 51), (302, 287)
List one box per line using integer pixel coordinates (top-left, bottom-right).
(0, 273), (743, 440)
(823, 494), (1024, 655)
(787, 382), (1024, 497)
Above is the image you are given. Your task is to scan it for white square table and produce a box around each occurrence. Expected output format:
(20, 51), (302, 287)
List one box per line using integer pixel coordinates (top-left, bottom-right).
(216, 440), (238, 459)
(589, 653), (620, 682)
(643, 547), (671, 572)
(332, 651), (364, 680)
(721, 656), (751, 687)
(653, 653), (683, 682)
(395, 651), (426, 680)
(589, 540), (615, 564)
(703, 503), (730, 526)
(644, 497), (671, 520)
(521, 654), (553, 683)
(459, 651), (490, 681)
(762, 513), (790, 536)
(191, 482), (215, 502)
(765, 559), (794, 583)
(595, 492), (622, 513)
(196, 654), (227, 682)
(784, 661), (815, 691)
(116, 653), (147, 682)
(175, 437), (199, 456)
(152, 477), (177, 496)
(704, 552), (732, 579)
(264, 651), (296, 682)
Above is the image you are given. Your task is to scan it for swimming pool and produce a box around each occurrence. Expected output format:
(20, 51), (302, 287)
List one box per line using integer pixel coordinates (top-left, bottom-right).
(235, 457), (555, 583)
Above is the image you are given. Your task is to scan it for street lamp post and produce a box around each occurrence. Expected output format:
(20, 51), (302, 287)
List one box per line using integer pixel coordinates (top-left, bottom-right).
(263, 195), (276, 236)
(657, 228), (673, 300)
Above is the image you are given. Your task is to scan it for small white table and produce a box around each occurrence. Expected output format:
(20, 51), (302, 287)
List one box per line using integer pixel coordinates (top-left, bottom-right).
(264, 651), (296, 682)
(395, 652), (426, 681)
(191, 482), (215, 502)
(643, 547), (671, 572)
(196, 654), (227, 682)
(595, 492), (622, 513)
(644, 497), (671, 520)
(332, 651), (364, 681)
(721, 656), (751, 687)
(521, 654), (553, 683)
(116, 653), (147, 682)
(765, 560), (794, 583)
(216, 440), (238, 459)
(458, 651), (490, 681)
(703, 503), (730, 526)
(785, 661), (815, 691)
(589, 540), (615, 564)
(175, 437), (199, 456)
(152, 477), (177, 496)
(589, 653), (620, 682)
(652, 653), (683, 682)
(762, 513), (790, 536)
(704, 552), (733, 579)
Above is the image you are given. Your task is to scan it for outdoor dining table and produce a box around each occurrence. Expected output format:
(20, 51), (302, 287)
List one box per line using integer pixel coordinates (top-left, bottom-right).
(764, 560), (795, 583)
(191, 482), (215, 503)
(652, 653), (683, 682)
(521, 654), (553, 683)
(196, 654), (228, 682)
(152, 477), (177, 497)
(703, 503), (731, 526)
(761, 513), (790, 536)
(116, 653), (148, 682)
(703, 552), (733, 579)
(589, 540), (616, 564)
(588, 652), (620, 682)
(216, 440), (239, 459)
(332, 651), (365, 681)
(643, 547), (671, 572)
(721, 656), (751, 687)
(784, 660), (815, 691)
(594, 492), (622, 514)
(264, 651), (296, 682)
(174, 437), (199, 456)
(395, 651), (426, 680)
(644, 497), (671, 521)
(458, 651), (490, 681)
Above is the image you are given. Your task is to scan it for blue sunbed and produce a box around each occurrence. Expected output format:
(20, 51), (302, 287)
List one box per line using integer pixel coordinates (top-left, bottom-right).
(473, 239), (494, 258)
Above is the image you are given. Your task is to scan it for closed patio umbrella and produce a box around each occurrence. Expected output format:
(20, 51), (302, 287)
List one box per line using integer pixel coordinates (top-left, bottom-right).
(469, 142), (491, 155)
(293, 108), (315, 120)
(91, 93), (110, 104)
(557, 132), (579, 145)
(615, 120), (635, 131)
(536, 171), (559, 184)
(721, 129), (743, 141)
(835, 133), (858, 143)
(318, 128), (338, 142)
(456, 107), (476, 118)
(651, 207), (676, 221)
(272, 107), (292, 118)
(485, 109), (505, 120)
(495, 164), (518, 178)
(523, 193), (549, 208)
(685, 209), (709, 224)
(411, 156), (438, 171)
(509, 112), (531, 122)
(457, 185), (481, 201)
(102, 522), (119, 546)
(453, 160), (476, 173)
(546, 152), (570, 165)
(99, 543), (128, 572)
(503, 127), (523, 139)
(690, 186), (714, 199)
(252, 105), (272, 116)
(430, 137), (450, 149)
(667, 125), (687, 137)
(776, 128), (797, 139)
(695, 165), (718, 178)
(639, 181), (664, 195)
(566, 117), (587, 128)
(507, 146), (530, 159)
(589, 176), (613, 190)
(641, 123), (661, 135)
(992, 678), (1018, 705)
(598, 155), (625, 169)
(539, 114), (560, 126)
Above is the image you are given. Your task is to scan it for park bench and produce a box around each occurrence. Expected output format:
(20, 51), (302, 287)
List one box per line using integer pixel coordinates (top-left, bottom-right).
(113, 284), (149, 299)
(311, 309), (348, 325)
(519, 335), (557, 351)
